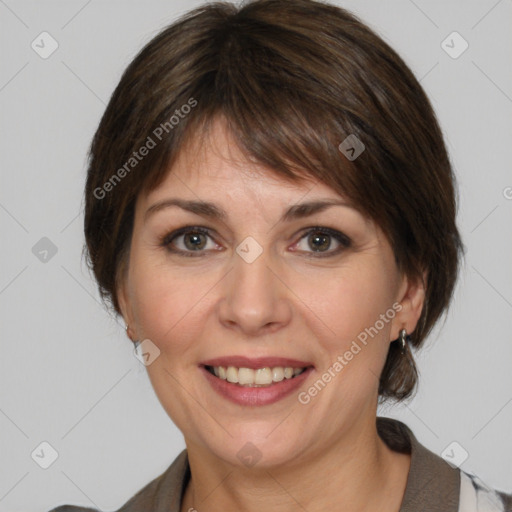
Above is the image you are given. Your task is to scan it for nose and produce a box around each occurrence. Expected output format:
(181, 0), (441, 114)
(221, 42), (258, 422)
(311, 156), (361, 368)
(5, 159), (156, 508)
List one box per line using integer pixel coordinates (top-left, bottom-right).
(218, 245), (292, 336)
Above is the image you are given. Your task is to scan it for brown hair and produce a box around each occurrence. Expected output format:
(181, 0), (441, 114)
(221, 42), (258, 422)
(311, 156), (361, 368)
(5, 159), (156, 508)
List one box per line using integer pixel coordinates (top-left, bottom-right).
(83, 0), (464, 402)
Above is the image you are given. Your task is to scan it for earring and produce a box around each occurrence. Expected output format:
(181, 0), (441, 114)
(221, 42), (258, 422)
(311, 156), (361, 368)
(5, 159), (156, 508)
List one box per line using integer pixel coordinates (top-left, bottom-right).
(125, 324), (136, 343)
(398, 328), (411, 353)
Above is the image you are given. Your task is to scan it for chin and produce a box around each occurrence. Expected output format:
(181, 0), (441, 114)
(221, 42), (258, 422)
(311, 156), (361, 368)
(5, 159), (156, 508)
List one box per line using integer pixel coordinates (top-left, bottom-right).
(202, 425), (308, 470)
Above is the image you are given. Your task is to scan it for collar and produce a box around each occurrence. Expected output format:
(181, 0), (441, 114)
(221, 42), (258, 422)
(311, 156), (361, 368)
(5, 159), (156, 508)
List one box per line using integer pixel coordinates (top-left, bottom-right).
(118, 416), (460, 512)
(376, 416), (460, 511)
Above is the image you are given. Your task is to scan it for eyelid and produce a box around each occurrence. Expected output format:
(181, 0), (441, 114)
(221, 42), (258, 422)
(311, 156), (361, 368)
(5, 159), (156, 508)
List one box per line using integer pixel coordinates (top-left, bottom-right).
(160, 225), (352, 257)
(292, 226), (352, 258)
(159, 225), (222, 257)
(160, 225), (214, 246)
(297, 226), (351, 246)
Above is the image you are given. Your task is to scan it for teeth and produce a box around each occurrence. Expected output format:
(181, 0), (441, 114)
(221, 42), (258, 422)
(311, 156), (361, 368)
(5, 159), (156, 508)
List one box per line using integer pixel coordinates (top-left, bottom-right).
(226, 366), (239, 383)
(272, 367), (284, 382)
(209, 365), (307, 387)
(238, 368), (255, 385)
(255, 367), (272, 385)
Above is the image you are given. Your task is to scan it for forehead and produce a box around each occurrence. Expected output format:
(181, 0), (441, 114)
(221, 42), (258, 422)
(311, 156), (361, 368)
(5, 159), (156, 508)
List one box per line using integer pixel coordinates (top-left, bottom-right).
(143, 117), (340, 206)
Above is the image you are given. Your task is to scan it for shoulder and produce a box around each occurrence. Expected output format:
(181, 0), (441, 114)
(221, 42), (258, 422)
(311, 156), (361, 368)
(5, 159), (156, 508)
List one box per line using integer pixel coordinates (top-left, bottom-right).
(459, 470), (512, 512)
(47, 508), (97, 512)
(377, 416), (512, 512)
(46, 449), (190, 512)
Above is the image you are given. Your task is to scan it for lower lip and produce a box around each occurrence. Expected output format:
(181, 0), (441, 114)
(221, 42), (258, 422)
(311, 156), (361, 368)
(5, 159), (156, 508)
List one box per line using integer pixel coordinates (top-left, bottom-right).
(200, 366), (314, 406)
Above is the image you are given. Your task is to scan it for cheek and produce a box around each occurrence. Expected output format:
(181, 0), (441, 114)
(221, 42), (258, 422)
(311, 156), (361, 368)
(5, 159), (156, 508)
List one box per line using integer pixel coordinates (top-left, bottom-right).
(129, 242), (248, 387)
(128, 254), (218, 353)
(128, 242), (397, 366)
(294, 261), (395, 343)
(298, 269), (396, 407)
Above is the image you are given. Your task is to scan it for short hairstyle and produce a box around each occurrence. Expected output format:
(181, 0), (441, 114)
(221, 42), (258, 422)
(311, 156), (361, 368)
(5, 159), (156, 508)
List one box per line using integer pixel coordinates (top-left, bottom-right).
(83, 0), (464, 402)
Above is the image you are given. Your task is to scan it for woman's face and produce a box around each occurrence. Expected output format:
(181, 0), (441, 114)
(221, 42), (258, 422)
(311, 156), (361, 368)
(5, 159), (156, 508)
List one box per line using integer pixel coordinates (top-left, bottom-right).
(119, 118), (424, 468)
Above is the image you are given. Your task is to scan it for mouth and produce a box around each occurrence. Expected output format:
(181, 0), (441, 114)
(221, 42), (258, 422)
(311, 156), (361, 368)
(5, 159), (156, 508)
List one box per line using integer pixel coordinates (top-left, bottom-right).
(203, 364), (309, 387)
(199, 356), (314, 406)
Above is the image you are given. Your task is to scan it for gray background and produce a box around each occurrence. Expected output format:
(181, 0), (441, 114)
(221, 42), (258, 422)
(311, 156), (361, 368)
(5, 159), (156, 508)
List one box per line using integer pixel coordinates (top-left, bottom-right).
(1, 0), (511, 510)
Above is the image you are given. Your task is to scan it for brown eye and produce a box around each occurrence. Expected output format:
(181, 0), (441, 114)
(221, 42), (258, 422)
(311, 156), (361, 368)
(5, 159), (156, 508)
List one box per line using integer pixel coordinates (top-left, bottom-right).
(294, 227), (351, 257)
(161, 226), (218, 257)
(182, 231), (208, 251)
(308, 231), (332, 252)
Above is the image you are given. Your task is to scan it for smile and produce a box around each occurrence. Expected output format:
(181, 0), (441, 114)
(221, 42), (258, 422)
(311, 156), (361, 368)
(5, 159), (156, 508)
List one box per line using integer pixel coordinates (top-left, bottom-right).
(205, 365), (307, 387)
(200, 362), (314, 406)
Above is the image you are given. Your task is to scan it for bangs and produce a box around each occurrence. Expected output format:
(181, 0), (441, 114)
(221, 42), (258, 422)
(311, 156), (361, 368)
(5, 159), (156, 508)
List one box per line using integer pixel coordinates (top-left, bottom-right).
(139, 18), (370, 220)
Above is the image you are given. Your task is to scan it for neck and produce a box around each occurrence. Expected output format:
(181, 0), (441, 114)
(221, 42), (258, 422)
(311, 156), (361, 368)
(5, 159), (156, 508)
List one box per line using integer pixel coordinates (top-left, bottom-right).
(181, 416), (411, 512)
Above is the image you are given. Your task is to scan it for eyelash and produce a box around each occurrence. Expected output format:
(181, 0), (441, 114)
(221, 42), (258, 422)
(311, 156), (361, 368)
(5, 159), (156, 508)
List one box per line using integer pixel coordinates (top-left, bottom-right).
(159, 225), (352, 259)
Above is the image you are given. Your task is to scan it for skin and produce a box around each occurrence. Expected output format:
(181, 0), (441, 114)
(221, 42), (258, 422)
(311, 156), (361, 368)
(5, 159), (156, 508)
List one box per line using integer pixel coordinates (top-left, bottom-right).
(119, 117), (425, 512)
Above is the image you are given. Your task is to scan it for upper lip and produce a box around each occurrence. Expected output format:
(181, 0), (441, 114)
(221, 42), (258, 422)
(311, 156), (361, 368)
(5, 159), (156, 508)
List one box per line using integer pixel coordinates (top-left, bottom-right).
(201, 356), (314, 369)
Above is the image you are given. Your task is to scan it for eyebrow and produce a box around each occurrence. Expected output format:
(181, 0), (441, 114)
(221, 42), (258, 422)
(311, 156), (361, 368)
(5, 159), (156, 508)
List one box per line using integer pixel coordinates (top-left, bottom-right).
(143, 198), (353, 224)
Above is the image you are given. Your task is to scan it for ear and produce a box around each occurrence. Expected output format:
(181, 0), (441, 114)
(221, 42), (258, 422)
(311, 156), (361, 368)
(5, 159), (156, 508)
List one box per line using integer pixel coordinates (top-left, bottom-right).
(389, 271), (427, 342)
(117, 271), (137, 342)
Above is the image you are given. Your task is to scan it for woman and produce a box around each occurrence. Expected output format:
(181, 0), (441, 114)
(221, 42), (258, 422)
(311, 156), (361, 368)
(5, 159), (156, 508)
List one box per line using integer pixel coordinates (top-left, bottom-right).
(50, 0), (511, 510)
